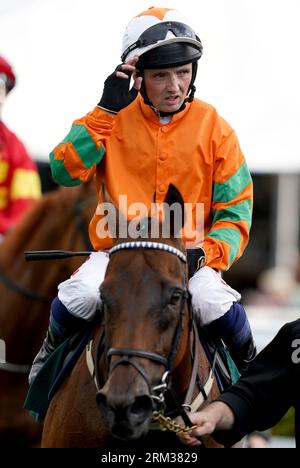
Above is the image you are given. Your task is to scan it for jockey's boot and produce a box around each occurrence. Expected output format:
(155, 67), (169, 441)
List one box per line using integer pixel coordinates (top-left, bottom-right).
(28, 326), (60, 386)
(228, 333), (257, 374)
(28, 297), (85, 385)
(207, 302), (257, 374)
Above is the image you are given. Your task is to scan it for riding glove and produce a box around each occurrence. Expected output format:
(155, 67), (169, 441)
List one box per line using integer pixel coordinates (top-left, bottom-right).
(187, 247), (206, 279)
(98, 65), (138, 114)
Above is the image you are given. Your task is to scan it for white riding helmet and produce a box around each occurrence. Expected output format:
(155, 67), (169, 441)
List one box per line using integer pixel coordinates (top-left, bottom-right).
(121, 7), (203, 65)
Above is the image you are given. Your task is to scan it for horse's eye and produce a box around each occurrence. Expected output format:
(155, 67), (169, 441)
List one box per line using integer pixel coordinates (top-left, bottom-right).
(169, 291), (182, 305)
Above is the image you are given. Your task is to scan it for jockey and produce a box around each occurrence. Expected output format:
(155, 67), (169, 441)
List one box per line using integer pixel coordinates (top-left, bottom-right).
(29, 7), (256, 384)
(0, 56), (41, 238)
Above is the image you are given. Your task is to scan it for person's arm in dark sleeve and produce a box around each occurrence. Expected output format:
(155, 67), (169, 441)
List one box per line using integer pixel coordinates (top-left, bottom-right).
(214, 319), (300, 445)
(178, 319), (300, 447)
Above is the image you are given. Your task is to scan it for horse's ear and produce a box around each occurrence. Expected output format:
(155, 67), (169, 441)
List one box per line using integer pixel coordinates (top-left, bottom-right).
(163, 184), (185, 238)
(164, 184), (184, 207)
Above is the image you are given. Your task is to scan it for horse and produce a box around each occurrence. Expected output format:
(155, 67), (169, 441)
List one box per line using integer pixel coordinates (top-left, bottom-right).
(41, 184), (225, 449)
(0, 181), (96, 447)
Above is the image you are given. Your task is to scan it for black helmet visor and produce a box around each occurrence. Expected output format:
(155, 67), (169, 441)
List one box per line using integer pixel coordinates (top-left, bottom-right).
(137, 42), (201, 69)
(122, 21), (202, 62)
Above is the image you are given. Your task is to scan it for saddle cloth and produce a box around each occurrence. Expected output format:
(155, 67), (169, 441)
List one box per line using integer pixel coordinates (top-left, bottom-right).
(24, 327), (91, 423)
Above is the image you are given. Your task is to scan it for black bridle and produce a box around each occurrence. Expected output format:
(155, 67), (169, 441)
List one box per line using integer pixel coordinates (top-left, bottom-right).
(96, 241), (191, 409)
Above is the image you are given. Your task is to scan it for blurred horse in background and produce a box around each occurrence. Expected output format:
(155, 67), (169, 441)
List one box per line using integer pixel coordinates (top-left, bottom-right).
(0, 182), (96, 446)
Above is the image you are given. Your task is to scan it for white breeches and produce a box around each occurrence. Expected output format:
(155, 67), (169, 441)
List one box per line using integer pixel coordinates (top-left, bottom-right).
(57, 252), (241, 325)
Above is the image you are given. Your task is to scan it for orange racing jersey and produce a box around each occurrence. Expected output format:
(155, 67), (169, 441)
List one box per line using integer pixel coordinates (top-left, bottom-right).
(50, 95), (252, 271)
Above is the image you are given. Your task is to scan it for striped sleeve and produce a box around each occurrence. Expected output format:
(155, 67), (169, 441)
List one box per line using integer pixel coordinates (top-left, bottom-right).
(203, 130), (253, 271)
(49, 107), (116, 186)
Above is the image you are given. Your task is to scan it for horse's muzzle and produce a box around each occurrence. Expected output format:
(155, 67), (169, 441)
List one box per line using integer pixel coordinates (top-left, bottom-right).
(96, 391), (153, 440)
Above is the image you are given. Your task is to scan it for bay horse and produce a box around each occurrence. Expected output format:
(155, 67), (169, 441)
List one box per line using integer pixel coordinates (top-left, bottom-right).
(0, 181), (96, 447)
(41, 185), (225, 449)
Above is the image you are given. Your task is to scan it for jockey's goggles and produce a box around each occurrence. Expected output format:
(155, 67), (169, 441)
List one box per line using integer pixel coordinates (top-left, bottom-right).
(121, 21), (202, 62)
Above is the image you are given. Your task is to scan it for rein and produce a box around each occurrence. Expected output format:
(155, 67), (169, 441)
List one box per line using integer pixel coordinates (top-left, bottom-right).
(0, 268), (50, 303)
(0, 195), (93, 303)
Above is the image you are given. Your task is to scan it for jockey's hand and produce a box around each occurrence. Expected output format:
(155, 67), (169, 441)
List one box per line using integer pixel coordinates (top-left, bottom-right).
(98, 56), (142, 114)
(187, 247), (206, 279)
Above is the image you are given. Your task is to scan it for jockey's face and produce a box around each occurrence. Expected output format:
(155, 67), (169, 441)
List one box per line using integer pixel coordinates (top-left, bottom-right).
(143, 63), (192, 113)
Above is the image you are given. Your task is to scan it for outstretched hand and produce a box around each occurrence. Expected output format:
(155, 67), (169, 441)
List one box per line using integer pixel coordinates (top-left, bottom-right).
(177, 412), (217, 447)
(98, 56), (142, 114)
(177, 401), (235, 447)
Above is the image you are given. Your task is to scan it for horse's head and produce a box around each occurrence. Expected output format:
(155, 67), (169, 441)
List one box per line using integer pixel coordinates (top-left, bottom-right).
(97, 185), (191, 440)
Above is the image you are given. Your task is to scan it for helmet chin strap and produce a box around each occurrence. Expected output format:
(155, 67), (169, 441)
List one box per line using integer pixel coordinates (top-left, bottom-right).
(140, 62), (198, 118)
(141, 85), (196, 118)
